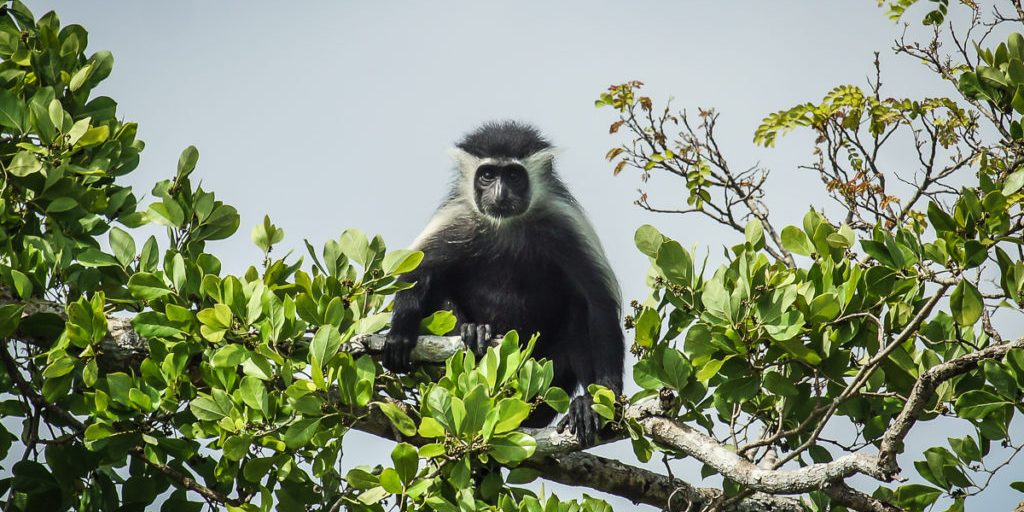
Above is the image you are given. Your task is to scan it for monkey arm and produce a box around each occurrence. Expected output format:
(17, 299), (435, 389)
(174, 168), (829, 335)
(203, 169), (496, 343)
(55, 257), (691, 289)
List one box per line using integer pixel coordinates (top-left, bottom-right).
(384, 266), (445, 371)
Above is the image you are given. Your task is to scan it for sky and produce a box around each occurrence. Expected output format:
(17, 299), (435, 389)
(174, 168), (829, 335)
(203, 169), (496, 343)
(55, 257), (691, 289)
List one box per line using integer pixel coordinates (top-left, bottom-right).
(25, 1), (1023, 509)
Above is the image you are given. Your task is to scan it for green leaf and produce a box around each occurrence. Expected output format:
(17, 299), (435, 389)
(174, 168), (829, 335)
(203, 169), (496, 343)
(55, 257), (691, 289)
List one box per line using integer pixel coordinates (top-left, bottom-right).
(109, 227), (136, 267)
(0, 304), (23, 338)
(1014, 86), (1024, 115)
(391, 442), (418, 485)
(494, 398), (531, 434)
(488, 432), (536, 463)
(377, 402), (417, 437)
(239, 377), (267, 414)
(9, 269), (32, 299)
(69, 63), (94, 93)
(927, 202), (957, 232)
(283, 418), (321, 450)
(382, 249), (423, 275)
(379, 468), (403, 493)
(949, 280), (983, 326)
(77, 125), (109, 146)
(309, 326), (341, 368)
(7, 151), (41, 177)
(696, 358), (725, 382)
(781, 226), (814, 256)
(955, 389), (1011, 420)
(250, 215), (284, 253)
(744, 218), (764, 249)
(177, 145), (199, 179)
(418, 417), (446, 438)
(655, 240), (692, 285)
(542, 387), (570, 413)
(346, 467), (380, 489)
(190, 396), (231, 421)
(211, 344), (248, 368)
(1004, 168), (1024, 196)
(77, 248), (119, 268)
(130, 312), (183, 338)
(634, 224), (665, 258)
(633, 307), (660, 349)
(420, 310), (457, 335)
(0, 88), (26, 131)
(128, 273), (172, 300)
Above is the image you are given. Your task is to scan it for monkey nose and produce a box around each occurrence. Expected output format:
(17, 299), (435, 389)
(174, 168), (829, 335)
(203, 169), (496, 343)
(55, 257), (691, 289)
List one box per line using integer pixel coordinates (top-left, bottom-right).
(494, 182), (509, 203)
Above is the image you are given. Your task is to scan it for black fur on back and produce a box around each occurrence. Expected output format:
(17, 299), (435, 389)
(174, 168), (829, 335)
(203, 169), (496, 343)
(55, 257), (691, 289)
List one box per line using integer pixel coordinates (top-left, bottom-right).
(456, 121), (552, 159)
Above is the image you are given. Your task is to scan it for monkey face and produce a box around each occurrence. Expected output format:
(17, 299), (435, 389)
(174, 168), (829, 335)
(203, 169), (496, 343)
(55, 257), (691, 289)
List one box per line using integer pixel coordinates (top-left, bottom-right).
(473, 164), (531, 218)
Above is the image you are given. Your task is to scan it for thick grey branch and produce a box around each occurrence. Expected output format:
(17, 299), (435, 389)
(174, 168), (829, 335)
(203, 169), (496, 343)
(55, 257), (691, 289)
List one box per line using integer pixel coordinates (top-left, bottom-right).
(522, 452), (802, 512)
(635, 415), (887, 494)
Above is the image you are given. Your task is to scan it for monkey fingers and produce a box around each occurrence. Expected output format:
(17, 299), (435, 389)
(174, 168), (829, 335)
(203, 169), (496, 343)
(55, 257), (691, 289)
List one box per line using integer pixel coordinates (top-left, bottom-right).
(459, 323), (493, 358)
(382, 333), (414, 372)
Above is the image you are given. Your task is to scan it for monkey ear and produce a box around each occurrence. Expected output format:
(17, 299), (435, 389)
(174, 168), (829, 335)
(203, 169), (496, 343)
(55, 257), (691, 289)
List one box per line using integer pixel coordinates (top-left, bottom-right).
(524, 147), (562, 172)
(447, 147), (481, 176)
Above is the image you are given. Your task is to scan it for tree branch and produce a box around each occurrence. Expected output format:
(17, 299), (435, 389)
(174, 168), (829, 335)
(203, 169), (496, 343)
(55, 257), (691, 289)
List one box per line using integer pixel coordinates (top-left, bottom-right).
(877, 337), (1024, 476)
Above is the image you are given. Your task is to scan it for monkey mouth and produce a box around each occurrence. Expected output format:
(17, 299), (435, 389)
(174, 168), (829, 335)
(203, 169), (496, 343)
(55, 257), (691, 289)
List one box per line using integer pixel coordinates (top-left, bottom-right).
(482, 202), (526, 218)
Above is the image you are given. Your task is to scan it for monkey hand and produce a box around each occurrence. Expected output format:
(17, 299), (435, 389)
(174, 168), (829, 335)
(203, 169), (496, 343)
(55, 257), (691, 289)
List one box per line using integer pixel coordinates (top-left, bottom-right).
(459, 323), (493, 359)
(382, 332), (416, 372)
(556, 395), (601, 448)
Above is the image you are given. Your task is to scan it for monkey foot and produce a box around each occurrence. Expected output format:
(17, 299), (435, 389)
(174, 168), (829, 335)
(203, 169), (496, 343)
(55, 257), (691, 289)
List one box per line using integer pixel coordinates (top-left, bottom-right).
(460, 323), (493, 358)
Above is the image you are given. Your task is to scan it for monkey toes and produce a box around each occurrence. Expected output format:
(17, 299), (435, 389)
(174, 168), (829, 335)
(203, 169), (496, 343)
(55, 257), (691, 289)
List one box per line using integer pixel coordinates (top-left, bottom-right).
(459, 323), (493, 358)
(557, 395), (601, 447)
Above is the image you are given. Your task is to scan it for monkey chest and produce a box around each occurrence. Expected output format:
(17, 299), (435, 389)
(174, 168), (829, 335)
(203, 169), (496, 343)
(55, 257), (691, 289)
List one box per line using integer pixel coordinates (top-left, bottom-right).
(445, 257), (569, 332)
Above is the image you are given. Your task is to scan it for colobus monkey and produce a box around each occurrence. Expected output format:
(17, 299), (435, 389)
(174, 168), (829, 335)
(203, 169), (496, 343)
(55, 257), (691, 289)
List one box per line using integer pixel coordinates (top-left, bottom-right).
(384, 121), (624, 447)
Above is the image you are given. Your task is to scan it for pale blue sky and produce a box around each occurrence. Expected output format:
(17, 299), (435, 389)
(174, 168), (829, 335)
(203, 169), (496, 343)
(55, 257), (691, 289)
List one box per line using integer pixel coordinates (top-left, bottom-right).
(28, 1), (1021, 509)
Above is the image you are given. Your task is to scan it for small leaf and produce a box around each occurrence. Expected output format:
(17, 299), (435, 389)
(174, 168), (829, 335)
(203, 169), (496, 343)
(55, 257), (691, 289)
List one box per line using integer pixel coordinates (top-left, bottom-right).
(177, 145), (199, 179)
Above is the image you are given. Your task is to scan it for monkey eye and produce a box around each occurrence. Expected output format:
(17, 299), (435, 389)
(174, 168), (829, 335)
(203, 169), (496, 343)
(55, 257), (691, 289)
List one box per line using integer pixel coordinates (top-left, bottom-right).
(478, 169), (496, 181)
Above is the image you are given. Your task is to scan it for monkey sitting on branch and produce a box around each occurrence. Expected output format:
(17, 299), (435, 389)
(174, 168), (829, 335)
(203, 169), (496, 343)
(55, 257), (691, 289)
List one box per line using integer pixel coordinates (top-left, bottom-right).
(383, 121), (625, 447)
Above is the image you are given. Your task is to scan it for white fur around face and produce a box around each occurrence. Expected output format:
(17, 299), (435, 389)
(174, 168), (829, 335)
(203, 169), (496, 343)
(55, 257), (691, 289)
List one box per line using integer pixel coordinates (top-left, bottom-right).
(445, 146), (564, 218)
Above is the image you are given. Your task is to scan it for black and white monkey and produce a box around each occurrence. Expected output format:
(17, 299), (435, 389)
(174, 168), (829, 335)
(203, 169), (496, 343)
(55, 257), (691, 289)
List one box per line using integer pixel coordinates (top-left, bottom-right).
(383, 121), (624, 446)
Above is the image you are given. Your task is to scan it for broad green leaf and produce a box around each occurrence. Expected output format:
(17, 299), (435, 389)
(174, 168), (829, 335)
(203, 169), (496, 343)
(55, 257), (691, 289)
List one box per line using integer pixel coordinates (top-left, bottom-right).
(949, 280), (983, 326)
(488, 432), (536, 464)
(781, 226), (814, 256)
(0, 88), (26, 131)
(309, 326), (341, 368)
(8, 151), (41, 177)
(634, 224), (664, 258)
(283, 418), (321, 449)
(382, 249), (423, 275)
(391, 443), (418, 485)
(109, 227), (136, 267)
(420, 310), (457, 335)
(128, 273), (172, 300)
(377, 402), (417, 437)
